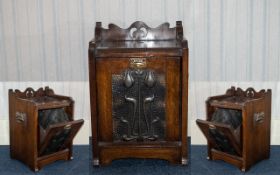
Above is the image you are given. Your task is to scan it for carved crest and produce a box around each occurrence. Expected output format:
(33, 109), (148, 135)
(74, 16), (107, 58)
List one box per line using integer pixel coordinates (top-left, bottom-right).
(94, 21), (183, 41)
(225, 86), (269, 98)
(9, 86), (55, 98)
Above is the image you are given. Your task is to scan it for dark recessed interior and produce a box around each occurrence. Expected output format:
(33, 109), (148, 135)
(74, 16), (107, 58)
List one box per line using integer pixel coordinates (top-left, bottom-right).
(38, 108), (71, 156)
(209, 108), (242, 155)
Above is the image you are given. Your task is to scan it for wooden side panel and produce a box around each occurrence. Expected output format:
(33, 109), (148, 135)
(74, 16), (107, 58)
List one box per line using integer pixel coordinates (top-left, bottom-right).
(9, 90), (15, 158)
(96, 60), (113, 142)
(64, 102), (74, 159)
(10, 98), (37, 169)
(88, 47), (99, 165)
(265, 90), (272, 157)
(165, 58), (180, 141)
(243, 97), (271, 170)
(181, 48), (188, 163)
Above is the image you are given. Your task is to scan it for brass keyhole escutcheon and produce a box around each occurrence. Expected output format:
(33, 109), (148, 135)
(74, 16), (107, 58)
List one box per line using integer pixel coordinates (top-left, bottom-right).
(130, 58), (146, 69)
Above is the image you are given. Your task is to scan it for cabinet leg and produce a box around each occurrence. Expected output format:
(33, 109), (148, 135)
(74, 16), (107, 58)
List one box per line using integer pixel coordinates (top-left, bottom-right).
(32, 165), (39, 172)
(181, 158), (188, 165)
(93, 158), (100, 166)
(167, 157), (184, 165)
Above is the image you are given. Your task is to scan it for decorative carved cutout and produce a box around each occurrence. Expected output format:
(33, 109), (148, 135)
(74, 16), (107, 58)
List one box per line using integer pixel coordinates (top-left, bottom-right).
(245, 88), (256, 98)
(25, 88), (35, 98)
(130, 27), (148, 39)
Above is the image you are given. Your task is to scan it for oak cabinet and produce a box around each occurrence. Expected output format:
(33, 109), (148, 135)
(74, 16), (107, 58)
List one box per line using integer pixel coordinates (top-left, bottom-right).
(9, 87), (84, 171)
(89, 21), (188, 166)
(196, 86), (271, 171)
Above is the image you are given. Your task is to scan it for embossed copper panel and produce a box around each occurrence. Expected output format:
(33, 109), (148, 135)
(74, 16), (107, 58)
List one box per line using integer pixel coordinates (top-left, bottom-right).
(112, 69), (166, 142)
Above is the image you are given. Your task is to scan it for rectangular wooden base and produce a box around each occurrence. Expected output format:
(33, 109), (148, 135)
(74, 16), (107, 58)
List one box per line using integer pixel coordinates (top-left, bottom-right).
(37, 149), (71, 171)
(210, 147), (270, 172)
(211, 149), (244, 171)
(11, 148), (71, 172)
(94, 142), (187, 166)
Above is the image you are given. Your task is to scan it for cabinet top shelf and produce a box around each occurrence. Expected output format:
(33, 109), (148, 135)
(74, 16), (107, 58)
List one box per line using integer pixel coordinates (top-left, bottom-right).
(25, 96), (71, 107)
(210, 96), (260, 108)
(93, 40), (184, 50)
(9, 87), (73, 108)
(207, 86), (271, 108)
(90, 21), (187, 49)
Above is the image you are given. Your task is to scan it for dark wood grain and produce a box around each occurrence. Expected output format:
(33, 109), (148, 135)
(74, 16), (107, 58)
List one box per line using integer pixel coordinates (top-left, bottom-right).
(181, 48), (189, 164)
(89, 21), (188, 166)
(9, 87), (84, 171)
(88, 47), (100, 166)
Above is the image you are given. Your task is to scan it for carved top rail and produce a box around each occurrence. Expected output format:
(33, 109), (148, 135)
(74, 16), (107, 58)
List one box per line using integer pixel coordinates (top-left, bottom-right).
(225, 86), (271, 99)
(93, 21), (184, 42)
(9, 87), (72, 105)
(9, 87), (54, 99)
(207, 86), (271, 107)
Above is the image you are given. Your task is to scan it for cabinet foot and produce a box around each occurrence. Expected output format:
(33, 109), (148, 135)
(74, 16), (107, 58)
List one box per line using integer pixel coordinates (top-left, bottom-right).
(93, 159), (100, 166)
(182, 158), (188, 165)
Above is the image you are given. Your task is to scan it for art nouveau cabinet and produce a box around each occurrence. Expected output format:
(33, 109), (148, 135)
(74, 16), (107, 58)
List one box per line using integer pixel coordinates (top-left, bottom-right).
(196, 87), (271, 171)
(88, 21), (188, 166)
(9, 87), (84, 171)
